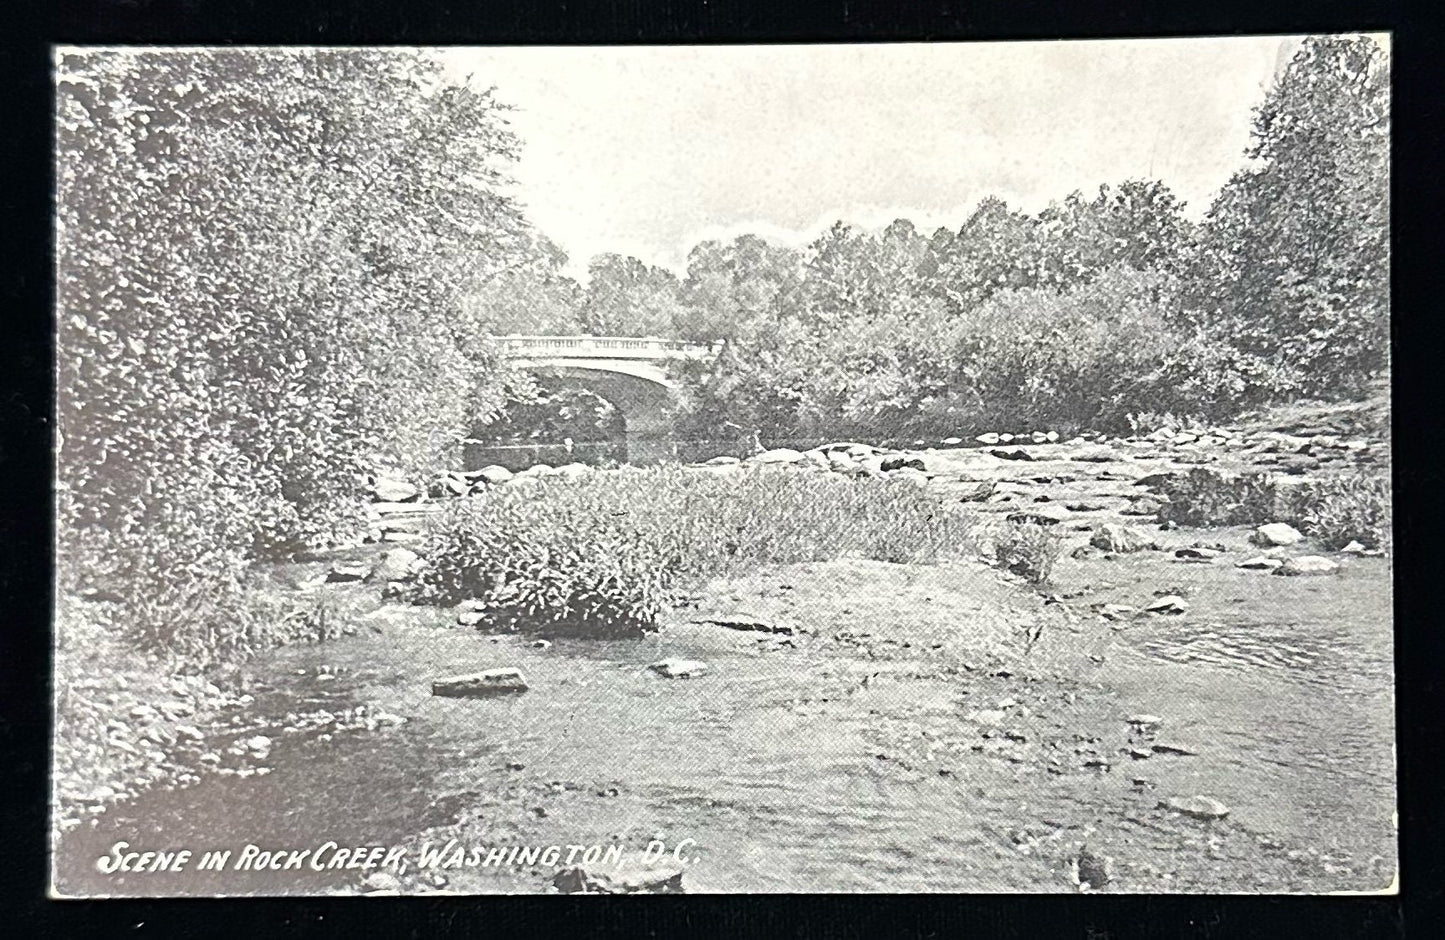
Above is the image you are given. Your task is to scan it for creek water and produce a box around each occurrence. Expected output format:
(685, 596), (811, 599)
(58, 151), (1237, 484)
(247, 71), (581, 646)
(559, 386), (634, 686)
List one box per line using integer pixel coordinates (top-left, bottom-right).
(54, 547), (1395, 896)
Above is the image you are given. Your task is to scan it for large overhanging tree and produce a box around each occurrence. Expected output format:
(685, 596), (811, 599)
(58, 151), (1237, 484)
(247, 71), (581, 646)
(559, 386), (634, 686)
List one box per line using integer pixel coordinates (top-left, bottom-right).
(55, 48), (534, 595)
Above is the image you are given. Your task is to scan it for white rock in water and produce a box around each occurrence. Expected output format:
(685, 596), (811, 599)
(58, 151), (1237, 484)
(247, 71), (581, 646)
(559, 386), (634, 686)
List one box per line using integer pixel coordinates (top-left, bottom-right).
(1143, 595), (1187, 615)
(1160, 795), (1230, 820)
(800, 449), (831, 469)
(432, 668), (529, 697)
(1340, 540), (1369, 555)
(1274, 555), (1340, 577)
(975, 433), (1001, 445)
(1236, 556), (1284, 570)
(456, 610), (487, 627)
(327, 562), (371, 583)
(473, 465), (514, 485)
(942, 437), (963, 446)
(369, 547), (422, 582)
(1045, 431), (1060, 442)
(752, 448), (806, 465)
(373, 478), (419, 503)
(1252, 522), (1304, 546)
(647, 659), (708, 679)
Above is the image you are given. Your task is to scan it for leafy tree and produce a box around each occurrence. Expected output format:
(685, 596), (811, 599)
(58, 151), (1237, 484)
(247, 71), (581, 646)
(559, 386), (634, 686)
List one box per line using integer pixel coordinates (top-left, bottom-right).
(1192, 35), (1390, 398)
(55, 48), (530, 654)
(676, 234), (801, 342)
(578, 253), (685, 337)
(461, 232), (585, 335)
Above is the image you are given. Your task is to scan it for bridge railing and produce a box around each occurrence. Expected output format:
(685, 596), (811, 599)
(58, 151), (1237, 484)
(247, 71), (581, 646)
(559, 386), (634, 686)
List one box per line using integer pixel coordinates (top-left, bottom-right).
(494, 335), (714, 360)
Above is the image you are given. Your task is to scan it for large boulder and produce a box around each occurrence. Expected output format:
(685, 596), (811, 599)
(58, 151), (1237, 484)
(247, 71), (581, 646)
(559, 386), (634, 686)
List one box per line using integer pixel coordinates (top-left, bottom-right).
(1274, 555), (1340, 577)
(369, 547), (423, 583)
(432, 668), (529, 698)
(1089, 523), (1155, 553)
(473, 465), (515, 486)
(372, 477), (420, 503)
(1252, 522), (1304, 547)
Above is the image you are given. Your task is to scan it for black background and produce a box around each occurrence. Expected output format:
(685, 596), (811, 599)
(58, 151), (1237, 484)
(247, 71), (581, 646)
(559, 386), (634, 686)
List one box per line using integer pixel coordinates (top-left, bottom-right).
(3, 1), (1438, 937)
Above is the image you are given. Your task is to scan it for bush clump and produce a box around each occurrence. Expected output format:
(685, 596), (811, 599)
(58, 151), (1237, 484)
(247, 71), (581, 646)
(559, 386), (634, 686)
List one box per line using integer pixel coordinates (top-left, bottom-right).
(988, 521), (1063, 586)
(410, 465), (977, 637)
(1157, 469), (1279, 528)
(1295, 472), (1392, 550)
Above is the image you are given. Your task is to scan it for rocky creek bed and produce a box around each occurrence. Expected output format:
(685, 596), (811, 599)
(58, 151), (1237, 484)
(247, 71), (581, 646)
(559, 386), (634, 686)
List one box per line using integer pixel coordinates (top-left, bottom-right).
(51, 404), (1395, 895)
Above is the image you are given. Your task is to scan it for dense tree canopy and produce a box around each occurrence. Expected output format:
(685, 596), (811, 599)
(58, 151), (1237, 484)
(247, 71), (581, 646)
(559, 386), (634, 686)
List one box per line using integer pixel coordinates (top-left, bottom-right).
(56, 49), (535, 633)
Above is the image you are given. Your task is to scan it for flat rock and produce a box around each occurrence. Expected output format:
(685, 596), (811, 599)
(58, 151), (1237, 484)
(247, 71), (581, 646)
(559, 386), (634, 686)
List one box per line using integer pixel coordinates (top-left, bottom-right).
(1143, 595), (1187, 615)
(699, 618), (796, 636)
(432, 668), (528, 698)
(990, 447), (1035, 462)
(1126, 713), (1163, 728)
(326, 562), (370, 583)
(703, 455), (741, 466)
(553, 863), (685, 894)
(975, 433), (1002, 445)
(474, 465), (515, 485)
(1274, 555), (1340, 576)
(1253, 522), (1304, 547)
(369, 547), (422, 582)
(1236, 555), (1284, 570)
(647, 659), (708, 679)
(1160, 795), (1230, 820)
(1174, 546), (1223, 561)
(1006, 504), (1070, 525)
(1090, 523), (1154, 553)
(373, 478), (420, 503)
(752, 448), (806, 465)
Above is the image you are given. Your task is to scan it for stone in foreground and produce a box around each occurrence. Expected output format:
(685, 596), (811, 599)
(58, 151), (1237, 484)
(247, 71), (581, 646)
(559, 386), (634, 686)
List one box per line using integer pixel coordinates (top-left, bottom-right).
(431, 668), (529, 698)
(647, 659), (708, 679)
(1274, 555), (1340, 576)
(1253, 522), (1304, 547)
(1090, 523), (1153, 553)
(553, 863), (685, 894)
(1159, 795), (1230, 820)
(1143, 595), (1187, 615)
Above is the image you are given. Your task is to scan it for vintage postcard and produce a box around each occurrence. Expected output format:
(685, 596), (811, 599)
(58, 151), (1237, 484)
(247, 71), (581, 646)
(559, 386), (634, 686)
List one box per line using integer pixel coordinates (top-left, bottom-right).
(51, 37), (1393, 896)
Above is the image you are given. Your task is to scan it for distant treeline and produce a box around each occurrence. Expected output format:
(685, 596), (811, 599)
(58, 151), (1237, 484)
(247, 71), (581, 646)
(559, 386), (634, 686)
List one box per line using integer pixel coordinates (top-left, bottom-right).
(473, 35), (1388, 440)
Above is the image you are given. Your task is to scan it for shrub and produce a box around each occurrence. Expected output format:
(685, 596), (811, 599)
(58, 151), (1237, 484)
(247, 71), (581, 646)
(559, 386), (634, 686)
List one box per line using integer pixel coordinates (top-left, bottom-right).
(1156, 469), (1279, 527)
(410, 465), (977, 636)
(988, 521), (1063, 585)
(1295, 472), (1392, 550)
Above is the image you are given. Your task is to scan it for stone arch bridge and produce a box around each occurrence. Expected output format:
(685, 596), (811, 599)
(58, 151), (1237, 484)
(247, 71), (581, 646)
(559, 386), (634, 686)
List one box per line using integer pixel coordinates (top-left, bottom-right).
(495, 335), (716, 464)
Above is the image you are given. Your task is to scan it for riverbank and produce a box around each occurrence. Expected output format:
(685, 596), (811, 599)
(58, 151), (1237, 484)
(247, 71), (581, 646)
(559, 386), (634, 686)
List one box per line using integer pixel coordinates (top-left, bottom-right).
(51, 399), (1395, 895)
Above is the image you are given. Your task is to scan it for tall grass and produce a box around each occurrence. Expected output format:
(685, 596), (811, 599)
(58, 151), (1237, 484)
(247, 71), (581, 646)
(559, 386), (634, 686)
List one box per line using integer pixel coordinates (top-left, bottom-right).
(410, 465), (977, 637)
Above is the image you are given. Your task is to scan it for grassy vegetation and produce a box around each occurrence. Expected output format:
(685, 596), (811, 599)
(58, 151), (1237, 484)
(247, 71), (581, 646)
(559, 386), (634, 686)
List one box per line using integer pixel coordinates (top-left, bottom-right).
(1157, 468), (1391, 549)
(988, 520), (1064, 586)
(409, 465), (978, 637)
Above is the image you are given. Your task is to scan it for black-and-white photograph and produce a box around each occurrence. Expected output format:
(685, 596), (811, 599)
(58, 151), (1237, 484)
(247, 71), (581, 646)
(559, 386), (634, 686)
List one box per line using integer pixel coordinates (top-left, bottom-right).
(50, 37), (1393, 896)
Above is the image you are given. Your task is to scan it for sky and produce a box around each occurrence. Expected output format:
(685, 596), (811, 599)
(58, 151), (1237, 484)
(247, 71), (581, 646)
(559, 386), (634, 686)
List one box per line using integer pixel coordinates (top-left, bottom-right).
(439, 37), (1323, 281)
